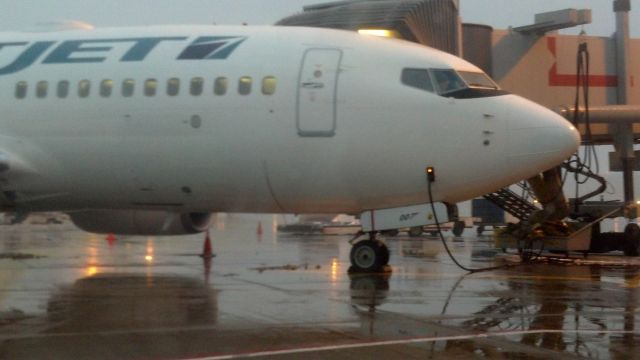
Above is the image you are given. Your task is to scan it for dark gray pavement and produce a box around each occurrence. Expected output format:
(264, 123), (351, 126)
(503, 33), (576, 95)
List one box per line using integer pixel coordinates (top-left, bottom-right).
(1, 214), (639, 359)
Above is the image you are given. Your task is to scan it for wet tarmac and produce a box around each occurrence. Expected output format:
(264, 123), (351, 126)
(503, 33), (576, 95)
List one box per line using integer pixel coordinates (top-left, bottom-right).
(1, 214), (639, 359)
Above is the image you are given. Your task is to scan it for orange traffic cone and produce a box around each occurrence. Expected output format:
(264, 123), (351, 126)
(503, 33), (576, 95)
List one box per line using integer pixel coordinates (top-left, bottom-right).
(200, 230), (215, 258)
(257, 221), (263, 236)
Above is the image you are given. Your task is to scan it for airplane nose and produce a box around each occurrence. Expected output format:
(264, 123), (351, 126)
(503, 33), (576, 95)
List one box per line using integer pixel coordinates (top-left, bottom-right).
(506, 96), (581, 168)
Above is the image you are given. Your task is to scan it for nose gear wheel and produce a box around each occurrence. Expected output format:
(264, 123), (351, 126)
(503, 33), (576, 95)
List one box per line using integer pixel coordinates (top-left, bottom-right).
(349, 239), (389, 273)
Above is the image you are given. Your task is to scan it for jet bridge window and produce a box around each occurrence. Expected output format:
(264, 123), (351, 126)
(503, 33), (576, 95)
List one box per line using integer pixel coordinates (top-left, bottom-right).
(15, 81), (27, 99)
(78, 80), (91, 98)
(36, 81), (48, 98)
(144, 79), (157, 97)
(122, 79), (135, 97)
(401, 68), (434, 93)
(167, 78), (180, 96)
(214, 77), (227, 95)
(57, 81), (69, 98)
(190, 77), (204, 96)
(238, 76), (252, 95)
(100, 80), (113, 97)
(262, 76), (277, 95)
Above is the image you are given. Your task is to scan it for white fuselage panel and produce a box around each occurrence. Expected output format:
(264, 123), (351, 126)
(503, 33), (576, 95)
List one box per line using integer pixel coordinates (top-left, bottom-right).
(0, 26), (580, 214)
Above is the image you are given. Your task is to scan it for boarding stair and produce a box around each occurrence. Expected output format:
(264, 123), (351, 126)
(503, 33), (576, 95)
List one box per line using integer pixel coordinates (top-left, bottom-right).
(483, 186), (539, 221)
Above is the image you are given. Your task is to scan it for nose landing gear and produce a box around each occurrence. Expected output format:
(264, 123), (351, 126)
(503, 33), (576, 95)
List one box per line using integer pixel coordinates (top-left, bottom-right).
(348, 232), (390, 273)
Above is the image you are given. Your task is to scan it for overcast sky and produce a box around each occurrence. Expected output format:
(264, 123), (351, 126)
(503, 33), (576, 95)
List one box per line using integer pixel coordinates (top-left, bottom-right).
(0, 0), (638, 36)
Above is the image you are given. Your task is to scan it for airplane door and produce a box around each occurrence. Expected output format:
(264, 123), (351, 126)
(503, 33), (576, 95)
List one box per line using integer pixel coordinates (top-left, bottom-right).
(297, 49), (342, 137)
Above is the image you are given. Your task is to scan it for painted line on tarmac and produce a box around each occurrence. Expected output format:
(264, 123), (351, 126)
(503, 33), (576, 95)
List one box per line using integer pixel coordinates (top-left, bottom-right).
(472, 273), (640, 288)
(183, 329), (637, 360)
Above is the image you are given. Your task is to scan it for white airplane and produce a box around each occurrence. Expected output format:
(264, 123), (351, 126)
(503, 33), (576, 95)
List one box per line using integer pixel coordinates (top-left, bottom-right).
(0, 24), (580, 271)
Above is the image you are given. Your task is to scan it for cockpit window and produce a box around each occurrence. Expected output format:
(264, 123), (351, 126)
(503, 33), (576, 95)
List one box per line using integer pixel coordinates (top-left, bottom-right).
(457, 71), (499, 90)
(431, 69), (467, 95)
(401, 68), (434, 93)
(402, 67), (506, 98)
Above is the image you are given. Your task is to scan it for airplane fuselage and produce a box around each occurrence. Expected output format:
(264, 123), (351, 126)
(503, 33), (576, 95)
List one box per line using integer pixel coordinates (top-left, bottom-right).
(0, 25), (579, 216)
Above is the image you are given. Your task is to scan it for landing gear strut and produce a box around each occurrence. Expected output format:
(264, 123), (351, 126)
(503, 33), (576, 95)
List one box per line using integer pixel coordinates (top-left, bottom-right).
(349, 232), (390, 273)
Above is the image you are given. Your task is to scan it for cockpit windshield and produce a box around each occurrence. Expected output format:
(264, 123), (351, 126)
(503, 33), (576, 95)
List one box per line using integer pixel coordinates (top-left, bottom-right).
(401, 68), (506, 98)
(431, 69), (499, 95)
(457, 71), (499, 90)
(431, 69), (467, 95)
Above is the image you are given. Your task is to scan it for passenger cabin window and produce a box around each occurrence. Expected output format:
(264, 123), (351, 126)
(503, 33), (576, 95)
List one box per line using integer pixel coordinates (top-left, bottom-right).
(57, 81), (69, 98)
(144, 79), (157, 97)
(214, 77), (227, 95)
(167, 78), (180, 96)
(431, 69), (466, 95)
(78, 80), (91, 98)
(238, 76), (252, 95)
(36, 81), (48, 98)
(401, 69), (434, 93)
(122, 79), (135, 97)
(190, 77), (203, 96)
(262, 76), (277, 95)
(100, 80), (113, 97)
(15, 81), (27, 99)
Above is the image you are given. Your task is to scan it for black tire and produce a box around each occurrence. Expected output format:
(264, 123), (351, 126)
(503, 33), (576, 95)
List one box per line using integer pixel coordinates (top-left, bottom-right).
(477, 225), (485, 235)
(408, 226), (423, 237)
(350, 240), (388, 272)
(453, 221), (465, 236)
(623, 223), (640, 257)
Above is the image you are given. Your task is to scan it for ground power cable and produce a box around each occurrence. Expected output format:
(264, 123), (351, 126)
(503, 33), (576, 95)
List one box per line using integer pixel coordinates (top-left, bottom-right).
(569, 40), (604, 212)
(427, 176), (522, 273)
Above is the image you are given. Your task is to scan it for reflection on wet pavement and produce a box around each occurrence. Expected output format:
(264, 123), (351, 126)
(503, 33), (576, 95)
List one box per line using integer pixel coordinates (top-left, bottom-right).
(0, 214), (639, 359)
(46, 274), (218, 332)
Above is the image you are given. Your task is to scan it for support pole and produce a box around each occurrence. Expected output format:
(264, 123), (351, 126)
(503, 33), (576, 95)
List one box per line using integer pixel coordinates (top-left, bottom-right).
(614, 0), (631, 105)
(612, 0), (635, 212)
(623, 158), (635, 203)
(612, 123), (635, 205)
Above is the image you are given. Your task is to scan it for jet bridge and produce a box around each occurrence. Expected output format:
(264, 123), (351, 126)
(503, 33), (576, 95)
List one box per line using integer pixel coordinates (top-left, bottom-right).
(484, 1), (640, 257)
(277, 0), (462, 56)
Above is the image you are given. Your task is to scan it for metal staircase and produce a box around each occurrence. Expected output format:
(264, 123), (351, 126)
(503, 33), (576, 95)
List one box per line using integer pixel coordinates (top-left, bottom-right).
(483, 187), (539, 221)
